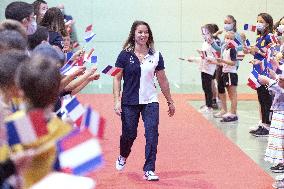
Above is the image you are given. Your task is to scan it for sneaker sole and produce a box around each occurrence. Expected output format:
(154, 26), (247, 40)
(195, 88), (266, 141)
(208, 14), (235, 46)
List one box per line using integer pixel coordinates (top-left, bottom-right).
(251, 134), (269, 137)
(272, 170), (284, 173)
(143, 176), (159, 181)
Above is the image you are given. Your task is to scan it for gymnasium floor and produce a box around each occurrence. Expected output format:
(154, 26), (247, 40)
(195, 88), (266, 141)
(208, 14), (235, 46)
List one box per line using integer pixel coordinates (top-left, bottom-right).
(78, 93), (274, 189)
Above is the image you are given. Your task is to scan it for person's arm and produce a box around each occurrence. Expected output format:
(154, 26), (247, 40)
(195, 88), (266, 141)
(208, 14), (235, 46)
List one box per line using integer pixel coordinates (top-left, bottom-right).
(235, 33), (243, 52)
(156, 70), (175, 117)
(113, 70), (123, 116)
(71, 72), (100, 95)
(60, 66), (86, 90)
(64, 67), (96, 92)
(211, 41), (222, 52)
(219, 59), (236, 66)
(185, 57), (202, 64)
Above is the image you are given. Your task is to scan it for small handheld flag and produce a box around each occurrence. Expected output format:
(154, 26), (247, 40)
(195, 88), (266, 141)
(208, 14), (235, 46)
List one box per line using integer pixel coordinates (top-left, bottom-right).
(65, 97), (86, 127)
(102, 65), (122, 76)
(57, 129), (103, 175)
(244, 24), (256, 32)
(84, 25), (96, 43)
(247, 69), (260, 90)
(80, 106), (105, 139)
(5, 110), (48, 146)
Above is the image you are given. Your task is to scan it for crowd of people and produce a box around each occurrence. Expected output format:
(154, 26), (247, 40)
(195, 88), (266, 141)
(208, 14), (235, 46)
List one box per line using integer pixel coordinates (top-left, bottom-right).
(184, 13), (284, 188)
(1, 0), (284, 188)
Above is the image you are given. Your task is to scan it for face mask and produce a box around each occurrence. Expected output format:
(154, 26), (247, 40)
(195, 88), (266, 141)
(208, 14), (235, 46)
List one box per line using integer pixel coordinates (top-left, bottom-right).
(224, 23), (234, 31)
(256, 23), (265, 32)
(26, 19), (37, 35)
(278, 25), (284, 34)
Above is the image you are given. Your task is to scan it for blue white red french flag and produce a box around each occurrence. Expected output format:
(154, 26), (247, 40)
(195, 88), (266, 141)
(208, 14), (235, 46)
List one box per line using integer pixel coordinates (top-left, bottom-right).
(57, 129), (103, 175)
(80, 106), (105, 139)
(5, 110), (48, 146)
(244, 24), (256, 32)
(102, 65), (122, 76)
(60, 59), (78, 75)
(84, 24), (96, 43)
(65, 97), (86, 127)
(247, 69), (260, 90)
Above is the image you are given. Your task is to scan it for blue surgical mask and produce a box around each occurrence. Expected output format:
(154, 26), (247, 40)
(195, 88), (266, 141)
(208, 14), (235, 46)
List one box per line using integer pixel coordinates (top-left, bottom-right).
(224, 23), (234, 31)
(256, 23), (265, 32)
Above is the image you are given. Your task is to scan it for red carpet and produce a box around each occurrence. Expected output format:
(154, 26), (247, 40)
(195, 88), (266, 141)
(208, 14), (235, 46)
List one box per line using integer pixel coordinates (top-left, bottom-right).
(78, 94), (273, 189)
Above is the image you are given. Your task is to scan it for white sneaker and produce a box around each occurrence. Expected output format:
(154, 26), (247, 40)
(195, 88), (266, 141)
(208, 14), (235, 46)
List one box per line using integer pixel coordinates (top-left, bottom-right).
(198, 106), (213, 113)
(213, 111), (226, 118)
(115, 155), (126, 171)
(222, 112), (233, 118)
(143, 171), (159, 181)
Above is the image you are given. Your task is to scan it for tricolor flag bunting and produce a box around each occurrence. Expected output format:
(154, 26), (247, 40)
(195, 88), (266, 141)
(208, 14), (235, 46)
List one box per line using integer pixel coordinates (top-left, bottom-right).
(80, 106), (105, 139)
(5, 110), (48, 146)
(65, 97), (86, 127)
(84, 24), (96, 43)
(57, 129), (103, 175)
(244, 24), (256, 32)
(247, 69), (260, 90)
(102, 65), (122, 76)
(197, 50), (207, 59)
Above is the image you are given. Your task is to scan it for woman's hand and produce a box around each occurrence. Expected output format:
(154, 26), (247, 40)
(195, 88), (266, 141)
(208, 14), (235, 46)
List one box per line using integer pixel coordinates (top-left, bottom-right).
(114, 101), (122, 116)
(167, 102), (175, 117)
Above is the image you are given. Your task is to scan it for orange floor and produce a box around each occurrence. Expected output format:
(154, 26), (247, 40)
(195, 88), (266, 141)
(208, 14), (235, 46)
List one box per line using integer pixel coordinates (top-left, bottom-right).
(78, 94), (272, 189)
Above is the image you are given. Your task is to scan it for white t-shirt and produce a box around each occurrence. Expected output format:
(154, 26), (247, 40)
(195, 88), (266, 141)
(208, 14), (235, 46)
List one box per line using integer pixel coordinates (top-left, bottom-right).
(222, 48), (237, 73)
(199, 42), (217, 75)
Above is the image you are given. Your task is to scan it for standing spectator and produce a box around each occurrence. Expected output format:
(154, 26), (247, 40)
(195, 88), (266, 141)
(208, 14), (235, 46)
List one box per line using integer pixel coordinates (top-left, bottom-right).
(40, 7), (67, 49)
(5, 1), (37, 35)
(33, 0), (48, 24)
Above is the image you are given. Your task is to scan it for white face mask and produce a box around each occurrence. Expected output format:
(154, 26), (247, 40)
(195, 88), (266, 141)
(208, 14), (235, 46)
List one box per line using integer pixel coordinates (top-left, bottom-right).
(256, 23), (265, 32)
(278, 25), (284, 34)
(26, 19), (37, 35)
(224, 23), (234, 31)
